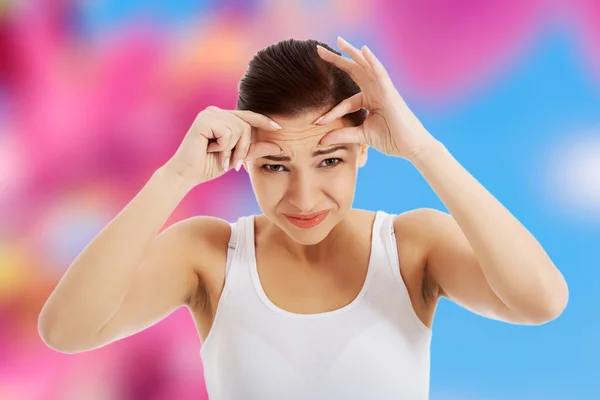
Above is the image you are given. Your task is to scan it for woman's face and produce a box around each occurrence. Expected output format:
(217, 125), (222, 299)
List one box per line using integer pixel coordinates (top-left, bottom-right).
(246, 109), (368, 245)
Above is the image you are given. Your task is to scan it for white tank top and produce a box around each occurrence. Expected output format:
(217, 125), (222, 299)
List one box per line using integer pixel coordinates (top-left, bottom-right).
(200, 211), (432, 399)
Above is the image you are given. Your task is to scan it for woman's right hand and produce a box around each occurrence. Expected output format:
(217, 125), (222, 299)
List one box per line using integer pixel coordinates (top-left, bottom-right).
(162, 106), (282, 187)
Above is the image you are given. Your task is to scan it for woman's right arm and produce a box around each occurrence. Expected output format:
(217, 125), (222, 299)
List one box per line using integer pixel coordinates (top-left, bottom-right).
(38, 107), (282, 354)
(38, 167), (213, 353)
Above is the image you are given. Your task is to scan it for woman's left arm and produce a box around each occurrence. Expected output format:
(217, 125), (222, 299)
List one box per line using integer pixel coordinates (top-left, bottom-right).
(407, 142), (568, 325)
(315, 37), (568, 324)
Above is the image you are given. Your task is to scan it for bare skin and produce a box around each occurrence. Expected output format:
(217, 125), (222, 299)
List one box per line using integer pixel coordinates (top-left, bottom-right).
(188, 208), (434, 344)
(38, 40), (567, 355)
(38, 106), (566, 355)
(39, 109), (567, 355)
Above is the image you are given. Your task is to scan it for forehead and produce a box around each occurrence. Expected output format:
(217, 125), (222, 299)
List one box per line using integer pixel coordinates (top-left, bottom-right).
(254, 110), (353, 146)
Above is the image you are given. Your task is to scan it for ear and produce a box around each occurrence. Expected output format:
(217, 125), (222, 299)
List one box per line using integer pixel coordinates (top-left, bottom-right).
(357, 144), (368, 167)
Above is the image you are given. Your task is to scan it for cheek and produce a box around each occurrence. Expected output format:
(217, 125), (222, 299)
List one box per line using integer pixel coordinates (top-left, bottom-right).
(248, 169), (286, 205)
(323, 164), (358, 198)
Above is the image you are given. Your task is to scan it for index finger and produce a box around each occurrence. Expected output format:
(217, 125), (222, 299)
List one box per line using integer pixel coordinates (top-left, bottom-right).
(231, 110), (282, 131)
(316, 45), (361, 81)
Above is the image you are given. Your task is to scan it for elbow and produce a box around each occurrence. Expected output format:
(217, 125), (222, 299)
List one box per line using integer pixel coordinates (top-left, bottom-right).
(545, 270), (569, 322)
(38, 313), (88, 354)
(527, 301), (567, 325)
(526, 277), (569, 325)
(39, 330), (76, 354)
(547, 285), (569, 323)
(39, 328), (88, 354)
(38, 316), (69, 354)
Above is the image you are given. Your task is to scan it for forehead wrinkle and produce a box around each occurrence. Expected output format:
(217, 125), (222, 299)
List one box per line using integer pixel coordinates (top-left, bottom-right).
(255, 133), (329, 161)
(258, 130), (326, 143)
(256, 123), (347, 142)
(253, 116), (353, 149)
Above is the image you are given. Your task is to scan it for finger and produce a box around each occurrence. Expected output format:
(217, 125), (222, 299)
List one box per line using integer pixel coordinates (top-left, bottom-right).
(245, 142), (282, 161)
(361, 45), (389, 79)
(231, 110), (282, 131)
(315, 93), (363, 125)
(207, 141), (222, 152)
(205, 121), (232, 152)
(319, 126), (367, 146)
(206, 124), (241, 153)
(337, 37), (371, 71)
(207, 134), (236, 153)
(231, 124), (251, 171)
(316, 45), (361, 80)
(220, 150), (233, 172)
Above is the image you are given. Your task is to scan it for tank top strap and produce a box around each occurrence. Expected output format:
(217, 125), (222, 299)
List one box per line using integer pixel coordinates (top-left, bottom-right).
(225, 222), (238, 277)
(377, 210), (396, 238)
(372, 210), (388, 238)
(371, 210), (406, 284)
(225, 215), (253, 278)
(368, 211), (397, 274)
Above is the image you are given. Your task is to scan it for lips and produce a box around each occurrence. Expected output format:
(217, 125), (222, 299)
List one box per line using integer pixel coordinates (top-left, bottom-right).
(284, 210), (329, 228)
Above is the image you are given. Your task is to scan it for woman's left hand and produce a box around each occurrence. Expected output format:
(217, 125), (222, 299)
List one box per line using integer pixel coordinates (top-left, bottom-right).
(315, 37), (438, 160)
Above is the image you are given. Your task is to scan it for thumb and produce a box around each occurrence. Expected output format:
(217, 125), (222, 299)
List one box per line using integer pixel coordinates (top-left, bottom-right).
(246, 142), (282, 161)
(319, 126), (367, 146)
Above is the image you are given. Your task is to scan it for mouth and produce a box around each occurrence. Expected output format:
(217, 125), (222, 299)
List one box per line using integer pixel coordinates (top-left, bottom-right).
(283, 210), (330, 229)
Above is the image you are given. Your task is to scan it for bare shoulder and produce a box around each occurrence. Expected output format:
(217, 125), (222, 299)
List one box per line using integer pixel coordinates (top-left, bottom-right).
(158, 215), (232, 296)
(393, 207), (448, 232)
(175, 215), (232, 272)
(174, 216), (232, 313)
(178, 215), (231, 247)
(392, 208), (447, 327)
(392, 207), (455, 267)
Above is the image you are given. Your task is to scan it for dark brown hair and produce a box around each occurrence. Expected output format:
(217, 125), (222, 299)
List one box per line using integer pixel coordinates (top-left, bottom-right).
(236, 38), (366, 126)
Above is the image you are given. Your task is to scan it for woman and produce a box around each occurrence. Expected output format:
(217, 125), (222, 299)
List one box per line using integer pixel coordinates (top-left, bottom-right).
(38, 37), (569, 399)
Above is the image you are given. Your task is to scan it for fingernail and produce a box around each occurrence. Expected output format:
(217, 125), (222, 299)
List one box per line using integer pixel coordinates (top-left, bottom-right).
(223, 157), (230, 171)
(270, 121), (282, 129)
(235, 160), (243, 171)
(314, 116), (325, 125)
(338, 36), (350, 46)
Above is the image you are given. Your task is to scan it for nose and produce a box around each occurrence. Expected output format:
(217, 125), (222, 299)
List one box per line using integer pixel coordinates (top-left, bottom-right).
(286, 170), (321, 213)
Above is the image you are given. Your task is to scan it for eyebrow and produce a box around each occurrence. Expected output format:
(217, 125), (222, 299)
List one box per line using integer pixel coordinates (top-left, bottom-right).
(261, 145), (349, 162)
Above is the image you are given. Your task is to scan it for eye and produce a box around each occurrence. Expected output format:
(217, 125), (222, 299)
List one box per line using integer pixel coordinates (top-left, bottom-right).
(261, 164), (288, 173)
(319, 158), (342, 168)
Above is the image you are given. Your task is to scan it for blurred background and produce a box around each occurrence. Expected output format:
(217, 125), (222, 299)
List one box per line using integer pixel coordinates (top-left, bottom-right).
(1, 0), (599, 399)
